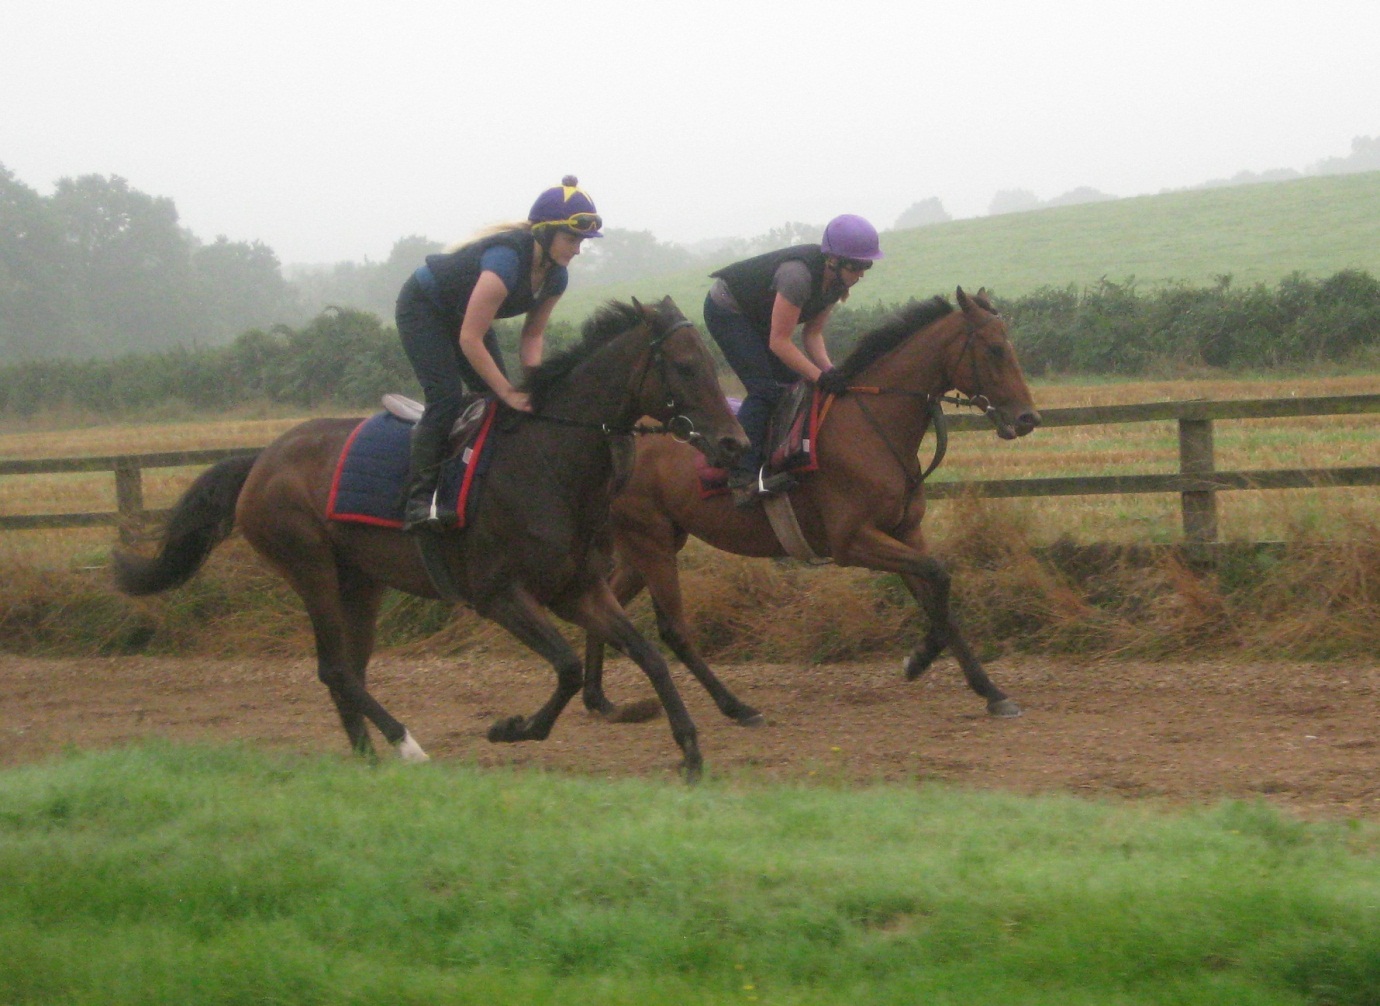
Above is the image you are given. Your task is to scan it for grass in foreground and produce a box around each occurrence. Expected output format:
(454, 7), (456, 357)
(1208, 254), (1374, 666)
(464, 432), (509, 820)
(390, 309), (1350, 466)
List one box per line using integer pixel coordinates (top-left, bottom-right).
(2, 743), (1379, 1005)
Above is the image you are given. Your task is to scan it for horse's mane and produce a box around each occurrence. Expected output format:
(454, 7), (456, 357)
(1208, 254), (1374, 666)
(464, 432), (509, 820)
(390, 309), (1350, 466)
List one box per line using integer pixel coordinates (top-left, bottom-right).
(835, 297), (954, 380)
(523, 300), (643, 410)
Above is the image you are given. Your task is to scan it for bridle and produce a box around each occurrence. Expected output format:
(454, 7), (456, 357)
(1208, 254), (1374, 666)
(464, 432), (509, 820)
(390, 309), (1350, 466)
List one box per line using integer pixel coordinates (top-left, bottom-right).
(838, 315), (1008, 528)
(520, 315), (707, 445)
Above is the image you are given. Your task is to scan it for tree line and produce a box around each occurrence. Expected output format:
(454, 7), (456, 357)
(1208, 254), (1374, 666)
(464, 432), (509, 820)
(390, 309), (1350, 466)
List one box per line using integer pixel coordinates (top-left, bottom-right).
(1, 270), (1376, 419)
(0, 163), (831, 360)
(0, 167), (301, 359)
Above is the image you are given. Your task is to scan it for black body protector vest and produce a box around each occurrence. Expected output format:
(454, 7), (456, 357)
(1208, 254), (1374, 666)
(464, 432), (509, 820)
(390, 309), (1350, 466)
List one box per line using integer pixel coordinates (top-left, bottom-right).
(422, 231), (554, 331)
(710, 244), (842, 333)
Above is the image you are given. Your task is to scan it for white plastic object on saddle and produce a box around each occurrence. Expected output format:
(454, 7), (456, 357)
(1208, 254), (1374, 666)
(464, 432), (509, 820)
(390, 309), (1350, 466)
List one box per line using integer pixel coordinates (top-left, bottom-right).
(381, 393), (424, 423)
(381, 393), (485, 437)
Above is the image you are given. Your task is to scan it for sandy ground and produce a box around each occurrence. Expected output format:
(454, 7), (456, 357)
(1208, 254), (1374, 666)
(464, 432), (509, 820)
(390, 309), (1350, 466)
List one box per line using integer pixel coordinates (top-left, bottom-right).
(3, 651), (1378, 820)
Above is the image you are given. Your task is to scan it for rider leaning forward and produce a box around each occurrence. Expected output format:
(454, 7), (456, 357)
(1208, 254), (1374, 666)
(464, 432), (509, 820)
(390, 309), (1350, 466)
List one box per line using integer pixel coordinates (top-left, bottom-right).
(395, 176), (603, 531)
(703, 214), (884, 507)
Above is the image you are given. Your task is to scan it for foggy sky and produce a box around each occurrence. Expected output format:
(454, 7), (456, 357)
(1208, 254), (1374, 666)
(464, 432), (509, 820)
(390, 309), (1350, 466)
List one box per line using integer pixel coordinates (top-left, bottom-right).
(4, 0), (1377, 265)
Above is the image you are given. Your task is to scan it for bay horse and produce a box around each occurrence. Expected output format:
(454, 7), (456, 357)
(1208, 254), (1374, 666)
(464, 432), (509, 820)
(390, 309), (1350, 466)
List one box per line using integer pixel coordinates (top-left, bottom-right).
(583, 287), (1041, 726)
(114, 297), (748, 780)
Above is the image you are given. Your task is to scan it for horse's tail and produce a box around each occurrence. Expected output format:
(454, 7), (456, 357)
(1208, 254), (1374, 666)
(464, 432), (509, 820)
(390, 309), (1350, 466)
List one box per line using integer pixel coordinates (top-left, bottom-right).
(113, 452), (261, 596)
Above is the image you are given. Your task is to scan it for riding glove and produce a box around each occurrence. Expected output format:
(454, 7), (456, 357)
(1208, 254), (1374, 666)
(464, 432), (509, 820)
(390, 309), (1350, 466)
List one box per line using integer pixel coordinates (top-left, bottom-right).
(815, 368), (850, 397)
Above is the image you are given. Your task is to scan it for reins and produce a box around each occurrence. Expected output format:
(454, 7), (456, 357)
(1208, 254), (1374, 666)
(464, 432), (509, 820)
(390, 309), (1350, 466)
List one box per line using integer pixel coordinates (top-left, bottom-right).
(518, 317), (702, 442)
(818, 317), (1002, 531)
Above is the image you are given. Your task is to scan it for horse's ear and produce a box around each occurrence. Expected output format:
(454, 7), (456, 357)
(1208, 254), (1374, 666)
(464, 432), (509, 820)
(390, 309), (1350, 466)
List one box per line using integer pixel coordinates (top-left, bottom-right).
(973, 287), (996, 312)
(631, 296), (645, 313)
(956, 286), (982, 322)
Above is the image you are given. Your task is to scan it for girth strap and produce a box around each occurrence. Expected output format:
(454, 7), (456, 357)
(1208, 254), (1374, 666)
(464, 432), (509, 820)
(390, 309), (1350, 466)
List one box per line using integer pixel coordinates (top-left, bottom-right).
(412, 530), (465, 603)
(761, 495), (830, 565)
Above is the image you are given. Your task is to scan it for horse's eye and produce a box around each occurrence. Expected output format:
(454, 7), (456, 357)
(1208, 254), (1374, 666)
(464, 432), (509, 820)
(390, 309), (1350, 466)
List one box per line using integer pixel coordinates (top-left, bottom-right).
(987, 343), (1007, 364)
(674, 361), (698, 381)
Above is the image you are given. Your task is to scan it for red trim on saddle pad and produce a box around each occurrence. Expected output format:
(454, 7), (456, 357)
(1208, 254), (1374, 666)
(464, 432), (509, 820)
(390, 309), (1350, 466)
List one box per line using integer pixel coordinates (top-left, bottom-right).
(326, 418), (405, 528)
(453, 401), (498, 529)
(696, 387), (829, 498)
(324, 401), (499, 529)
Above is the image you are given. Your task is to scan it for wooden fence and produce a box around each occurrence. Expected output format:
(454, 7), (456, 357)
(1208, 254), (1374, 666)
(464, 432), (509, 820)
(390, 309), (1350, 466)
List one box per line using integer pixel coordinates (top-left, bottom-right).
(2, 394), (1378, 545)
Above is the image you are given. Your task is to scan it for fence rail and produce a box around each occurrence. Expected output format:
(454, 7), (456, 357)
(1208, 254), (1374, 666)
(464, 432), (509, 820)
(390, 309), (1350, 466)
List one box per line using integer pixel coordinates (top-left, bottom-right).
(3, 394), (1378, 544)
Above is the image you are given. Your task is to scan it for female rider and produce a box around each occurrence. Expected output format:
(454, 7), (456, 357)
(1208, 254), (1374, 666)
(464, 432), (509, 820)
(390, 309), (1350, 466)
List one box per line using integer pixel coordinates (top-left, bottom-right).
(395, 176), (602, 530)
(704, 213), (883, 506)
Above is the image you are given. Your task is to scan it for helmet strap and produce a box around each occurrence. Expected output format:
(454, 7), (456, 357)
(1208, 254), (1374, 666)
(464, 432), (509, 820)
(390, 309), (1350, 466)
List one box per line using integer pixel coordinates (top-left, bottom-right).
(533, 228), (557, 268)
(824, 256), (846, 296)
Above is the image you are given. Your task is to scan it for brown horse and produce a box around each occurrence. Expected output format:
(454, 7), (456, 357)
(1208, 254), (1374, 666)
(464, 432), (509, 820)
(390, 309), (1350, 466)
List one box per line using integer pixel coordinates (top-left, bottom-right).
(583, 288), (1040, 726)
(115, 297), (747, 779)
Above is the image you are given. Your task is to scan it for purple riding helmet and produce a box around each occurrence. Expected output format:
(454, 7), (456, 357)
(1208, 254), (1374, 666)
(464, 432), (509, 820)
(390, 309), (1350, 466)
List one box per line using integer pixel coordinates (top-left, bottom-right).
(528, 175), (603, 238)
(820, 214), (883, 261)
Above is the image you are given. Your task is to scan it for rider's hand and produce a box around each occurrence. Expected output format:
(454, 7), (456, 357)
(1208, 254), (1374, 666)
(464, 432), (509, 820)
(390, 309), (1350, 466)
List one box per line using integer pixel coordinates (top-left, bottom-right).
(501, 388), (533, 413)
(815, 368), (850, 397)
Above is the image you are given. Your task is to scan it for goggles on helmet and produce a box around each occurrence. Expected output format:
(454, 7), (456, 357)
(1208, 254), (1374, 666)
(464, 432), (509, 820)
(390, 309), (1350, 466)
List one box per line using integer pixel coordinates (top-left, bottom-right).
(536, 212), (603, 236)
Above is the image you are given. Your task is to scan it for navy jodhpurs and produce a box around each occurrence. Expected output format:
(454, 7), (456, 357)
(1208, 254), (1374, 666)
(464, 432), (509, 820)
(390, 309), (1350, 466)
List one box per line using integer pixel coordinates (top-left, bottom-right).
(395, 275), (507, 447)
(703, 293), (796, 476)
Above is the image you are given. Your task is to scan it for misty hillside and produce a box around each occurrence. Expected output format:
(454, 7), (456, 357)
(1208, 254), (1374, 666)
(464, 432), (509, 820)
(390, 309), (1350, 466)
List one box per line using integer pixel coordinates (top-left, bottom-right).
(555, 170), (1380, 322)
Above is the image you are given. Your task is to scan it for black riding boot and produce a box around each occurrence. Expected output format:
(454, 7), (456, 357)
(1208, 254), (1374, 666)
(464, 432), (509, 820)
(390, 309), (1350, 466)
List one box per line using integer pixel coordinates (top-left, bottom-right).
(728, 468), (761, 509)
(401, 422), (454, 532)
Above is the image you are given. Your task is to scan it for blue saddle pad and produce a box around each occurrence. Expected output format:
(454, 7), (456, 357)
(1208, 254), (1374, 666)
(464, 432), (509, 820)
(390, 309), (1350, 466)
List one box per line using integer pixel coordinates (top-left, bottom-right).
(327, 411), (494, 528)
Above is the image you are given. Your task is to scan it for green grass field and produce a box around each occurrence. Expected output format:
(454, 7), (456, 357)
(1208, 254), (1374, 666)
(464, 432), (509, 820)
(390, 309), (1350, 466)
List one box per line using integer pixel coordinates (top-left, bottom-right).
(554, 170), (1380, 324)
(3, 742), (1380, 1005)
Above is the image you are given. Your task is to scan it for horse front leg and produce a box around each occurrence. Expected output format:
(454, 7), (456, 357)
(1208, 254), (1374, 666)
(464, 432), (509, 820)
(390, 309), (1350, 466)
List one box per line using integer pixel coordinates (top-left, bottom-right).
(898, 567), (1020, 717)
(561, 578), (704, 782)
(581, 558), (661, 722)
(478, 587), (588, 744)
(837, 525), (1020, 718)
(641, 555), (763, 728)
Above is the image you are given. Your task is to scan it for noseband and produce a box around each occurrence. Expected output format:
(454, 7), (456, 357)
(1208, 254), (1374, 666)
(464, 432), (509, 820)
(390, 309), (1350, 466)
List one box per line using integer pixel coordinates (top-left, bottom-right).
(638, 316), (707, 446)
(521, 316), (704, 442)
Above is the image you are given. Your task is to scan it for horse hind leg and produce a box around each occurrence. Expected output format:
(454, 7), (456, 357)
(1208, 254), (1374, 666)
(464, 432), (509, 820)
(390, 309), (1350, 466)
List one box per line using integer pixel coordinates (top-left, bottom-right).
(333, 564), (430, 761)
(900, 563), (1020, 718)
(251, 526), (428, 760)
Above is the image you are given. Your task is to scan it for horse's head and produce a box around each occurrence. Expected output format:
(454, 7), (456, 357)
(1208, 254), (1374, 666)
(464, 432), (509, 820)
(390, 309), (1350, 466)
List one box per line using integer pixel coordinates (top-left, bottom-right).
(632, 296), (748, 470)
(946, 287), (1041, 440)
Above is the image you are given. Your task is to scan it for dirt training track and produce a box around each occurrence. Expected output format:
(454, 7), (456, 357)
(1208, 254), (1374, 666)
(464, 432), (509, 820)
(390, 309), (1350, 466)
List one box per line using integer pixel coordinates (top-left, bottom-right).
(2, 652), (1378, 820)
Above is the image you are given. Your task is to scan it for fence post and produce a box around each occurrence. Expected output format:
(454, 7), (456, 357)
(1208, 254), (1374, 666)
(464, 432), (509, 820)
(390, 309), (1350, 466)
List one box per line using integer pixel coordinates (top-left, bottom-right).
(113, 458), (145, 545)
(1178, 418), (1217, 543)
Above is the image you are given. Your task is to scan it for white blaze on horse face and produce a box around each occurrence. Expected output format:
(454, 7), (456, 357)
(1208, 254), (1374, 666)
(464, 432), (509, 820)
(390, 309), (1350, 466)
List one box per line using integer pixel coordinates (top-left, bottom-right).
(396, 730), (430, 762)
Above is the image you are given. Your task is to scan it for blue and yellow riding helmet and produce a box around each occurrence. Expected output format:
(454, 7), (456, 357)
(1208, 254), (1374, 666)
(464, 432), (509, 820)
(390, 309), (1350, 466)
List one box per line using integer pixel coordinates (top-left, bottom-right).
(528, 176), (603, 240)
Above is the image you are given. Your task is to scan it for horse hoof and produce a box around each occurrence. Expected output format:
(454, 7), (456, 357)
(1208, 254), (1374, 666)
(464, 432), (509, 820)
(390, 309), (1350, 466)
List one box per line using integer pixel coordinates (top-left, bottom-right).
(682, 760), (703, 785)
(736, 711), (765, 728)
(903, 654), (932, 681)
(583, 700), (616, 719)
(487, 716), (527, 742)
(396, 730), (430, 762)
(988, 698), (1022, 718)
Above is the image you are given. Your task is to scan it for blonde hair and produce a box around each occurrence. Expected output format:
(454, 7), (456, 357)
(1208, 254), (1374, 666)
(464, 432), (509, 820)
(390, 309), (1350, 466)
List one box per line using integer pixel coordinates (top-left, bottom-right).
(442, 220), (533, 254)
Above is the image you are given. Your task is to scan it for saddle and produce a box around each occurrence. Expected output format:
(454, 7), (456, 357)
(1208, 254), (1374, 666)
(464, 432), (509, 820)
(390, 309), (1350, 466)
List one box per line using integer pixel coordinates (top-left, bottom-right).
(697, 382), (825, 499)
(326, 394), (499, 529)
(382, 392), (492, 449)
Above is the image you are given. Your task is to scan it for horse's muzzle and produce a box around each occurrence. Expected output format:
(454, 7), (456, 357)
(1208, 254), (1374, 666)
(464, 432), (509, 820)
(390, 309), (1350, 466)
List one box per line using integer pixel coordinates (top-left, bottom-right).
(709, 434), (750, 469)
(685, 426), (749, 469)
(992, 408), (1042, 440)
